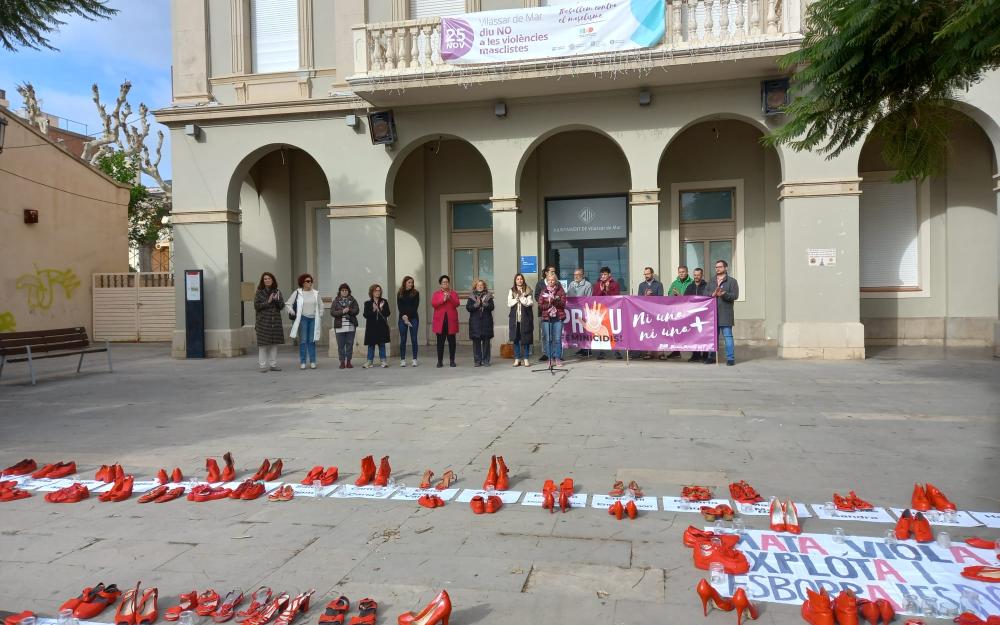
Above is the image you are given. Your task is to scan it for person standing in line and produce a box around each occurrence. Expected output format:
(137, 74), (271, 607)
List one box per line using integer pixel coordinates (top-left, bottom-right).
(331, 282), (359, 369)
(534, 265), (557, 362)
(466, 279), (495, 367)
(684, 268), (712, 363)
(431, 274), (461, 368)
(566, 268), (592, 357)
(287, 273), (323, 370)
(594, 266), (622, 360)
(397, 276), (420, 367)
(507, 273), (534, 367)
(664, 265), (693, 360)
(362, 283), (391, 368)
(538, 272), (568, 366)
(635, 266), (664, 359)
(706, 260), (739, 366)
(253, 271), (284, 372)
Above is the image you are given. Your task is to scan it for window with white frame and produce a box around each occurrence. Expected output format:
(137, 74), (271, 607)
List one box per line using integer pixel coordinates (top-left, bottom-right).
(250, 0), (299, 73)
(679, 189), (736, 276)
(410, 0), (466, 18)
(859, 179), (920, 289)
(450, 201), (493, 292)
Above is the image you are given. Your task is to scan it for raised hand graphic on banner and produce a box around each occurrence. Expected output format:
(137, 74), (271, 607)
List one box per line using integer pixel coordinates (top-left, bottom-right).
(583, 301), (615, 350)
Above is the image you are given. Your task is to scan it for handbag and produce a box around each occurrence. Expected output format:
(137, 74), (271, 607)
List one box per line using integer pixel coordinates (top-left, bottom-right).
(288, 291), (298, 321)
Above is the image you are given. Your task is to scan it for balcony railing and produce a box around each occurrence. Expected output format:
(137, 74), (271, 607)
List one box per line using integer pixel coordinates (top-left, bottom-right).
(350, 0), (798, 85)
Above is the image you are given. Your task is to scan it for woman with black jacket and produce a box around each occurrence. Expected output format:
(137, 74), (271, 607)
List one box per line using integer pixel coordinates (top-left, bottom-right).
(330, 283), (360, 369)
(466, 279), (495, 367)
(362, 283), (391, 369)
(253, 272), (284, 372)
(507, 273), (534, 367)
(397, 276), (420, 367)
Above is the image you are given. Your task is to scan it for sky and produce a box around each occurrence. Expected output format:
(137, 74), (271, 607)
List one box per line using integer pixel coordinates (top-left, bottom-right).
(0, 0), (174, 180)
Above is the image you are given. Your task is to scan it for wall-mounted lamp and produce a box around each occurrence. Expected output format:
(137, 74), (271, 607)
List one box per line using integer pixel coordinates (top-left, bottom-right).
(0, 117), (8, 152)
(494, 102), (507, 118)
(184, 123), (202, 139)
(24, 209), (39, 224)
(638, 90), (652, 107)
(345, 114), (359, 128)
(367, 110), (397, 145)
(761, 78), (790, 116)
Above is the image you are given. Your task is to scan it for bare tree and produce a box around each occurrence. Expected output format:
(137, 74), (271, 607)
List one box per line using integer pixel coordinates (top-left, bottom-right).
(15, 83), (49, 134)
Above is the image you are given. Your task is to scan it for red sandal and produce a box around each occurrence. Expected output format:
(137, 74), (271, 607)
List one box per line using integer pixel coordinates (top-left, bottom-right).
(318, 596), (349, 625)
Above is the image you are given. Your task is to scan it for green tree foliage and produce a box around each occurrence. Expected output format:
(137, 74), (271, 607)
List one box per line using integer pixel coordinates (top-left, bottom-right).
(97, 151), (168, 247)
(766, 0), (1000, 181)
(0, 0), (117, 51)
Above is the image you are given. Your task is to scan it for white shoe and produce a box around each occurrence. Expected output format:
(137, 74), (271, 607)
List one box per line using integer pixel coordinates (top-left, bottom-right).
(299, 363), (306, 370)
(412, 359), (418, 367)
(259, 366), (268, 373)
(523, 359), (530, 366)
(362, 361), (374, 369)
(400, 359), (406, 367)
(309, 362), (317, 369)
(380, 361), (388, 368)
(513, 359), (521, 367)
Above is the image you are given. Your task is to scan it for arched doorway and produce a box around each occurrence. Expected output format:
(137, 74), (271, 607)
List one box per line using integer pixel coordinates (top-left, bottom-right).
(858, 110), (998, 348)
(517, 129), (632, 287)
(658, 119), (782, 342)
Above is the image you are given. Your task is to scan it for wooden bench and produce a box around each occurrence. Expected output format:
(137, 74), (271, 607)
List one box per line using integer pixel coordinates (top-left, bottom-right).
(0, 327), (113, 385)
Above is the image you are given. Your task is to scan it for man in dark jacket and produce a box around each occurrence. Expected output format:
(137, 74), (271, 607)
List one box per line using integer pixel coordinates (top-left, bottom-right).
(684, 267), (712, 362)
(534, 266), (557, 361)
(594, 266), (622, 359)
(705, 260), (739, 366)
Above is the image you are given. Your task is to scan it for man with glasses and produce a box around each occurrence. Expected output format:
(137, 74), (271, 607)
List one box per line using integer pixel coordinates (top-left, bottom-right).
(706, 260), (739, 366)
(566, 268), (593, 357)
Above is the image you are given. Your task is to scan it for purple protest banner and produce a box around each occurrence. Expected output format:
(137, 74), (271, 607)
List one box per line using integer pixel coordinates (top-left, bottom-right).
(562, 296), (717, 352)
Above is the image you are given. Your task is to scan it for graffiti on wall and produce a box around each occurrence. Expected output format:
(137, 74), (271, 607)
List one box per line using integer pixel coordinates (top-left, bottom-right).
(0, 311), (15, 332)
(15, 266), (81, 312)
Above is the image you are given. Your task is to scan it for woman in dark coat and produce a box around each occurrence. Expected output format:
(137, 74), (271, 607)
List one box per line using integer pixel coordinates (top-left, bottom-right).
(254, 271), (284, 372)
(507, 273), (534, 367)
(330, 283), (360, 369)
(362, 283), (391, 368)
(466, 279), (495, 367)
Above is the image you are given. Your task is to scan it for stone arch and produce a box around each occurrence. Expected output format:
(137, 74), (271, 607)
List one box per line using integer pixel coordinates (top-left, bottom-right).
(226, 143), (330, 212)
(514, 124), (633, 196)
(385, 133), (493, 205)
(658, 113), (786, 177)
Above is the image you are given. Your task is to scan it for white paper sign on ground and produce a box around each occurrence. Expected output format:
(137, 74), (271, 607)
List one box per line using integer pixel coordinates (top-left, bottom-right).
(12, 477), (59, 491)
(735, 500), (813, 518)
(33, 479), (77, 492)
(890, 508), (982, 528)
(128, 480), (161, 494)
(286, 483), (339, 498)
(521, 492), (588, 507)
(454, 489), (522, 504)
(591, 495), (659, 511)
(391, 487), (460, 502)
(330, 485), (398, 499)
(968, 511), (1000, 529)
(811, 505), (895, 524)
(662, 496), (732, 514)
(1, 474), (33, 485)
(707, 528), (1000, 616)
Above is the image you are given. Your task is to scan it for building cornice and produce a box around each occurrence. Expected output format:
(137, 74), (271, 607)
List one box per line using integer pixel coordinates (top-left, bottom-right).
(778, 178), (863, 200)
(153, 95), (367, 126)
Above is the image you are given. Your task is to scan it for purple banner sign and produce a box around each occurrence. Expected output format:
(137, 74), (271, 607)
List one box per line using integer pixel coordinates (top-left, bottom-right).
(562, 296), (718, 352)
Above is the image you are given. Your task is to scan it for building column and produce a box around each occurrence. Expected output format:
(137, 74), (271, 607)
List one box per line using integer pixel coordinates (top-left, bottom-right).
(327, 202), (396, 358)
(629, 189), (660, 292)
(994, 173), (1000, 357)
(171, 210), (248, 357)
(491, 196), (520, 342)
(776, 179), (865, 359)
(171, 0), (212, 104)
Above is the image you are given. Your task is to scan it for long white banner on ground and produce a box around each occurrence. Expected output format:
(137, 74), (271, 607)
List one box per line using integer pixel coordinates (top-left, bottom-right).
(440, 0), (665, 64)
(712, 529), (1000, 616)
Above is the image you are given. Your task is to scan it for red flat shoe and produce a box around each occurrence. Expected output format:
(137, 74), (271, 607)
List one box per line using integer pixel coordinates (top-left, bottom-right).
(95, 465), (111, 482)
(965, 537), (998, 550)
(419, 470), (434, 489)
(46, 483), (89, 503)
(213, 590), (245, 623)
(682, 526), (740, 549)
(608, 500), (624, 520)
(302, 466), (323, 485)
(925, 482), (957, 511)
(801, 587), (834, 625)
(418, 495), (437, 509)
(164, 591), (199, 621)
(76, 584), (122, 619)
(696, 579), (734, 616)
(251, 459), (271, 482)
(31, 463), (56, 478)
(195, 590), (221, 617)
(138, 485), (169, 504)
(627, 480), (643, 499)
(875, 599), (894, 624)
(469, 495), (485, 514)
(961, 566), (1000, 582)
(221, 452), (236, 482)
(187, 485), (233, 502)
(625, 500), (638, 519)
(857, 599), (879, 625)
(171, 467), (183, 483)
(432, 495), (445, 507)
(279, 484), (294, 501)
(0, 486), (31, 502)
(319, 466), (339, 486)
(156, 469), (169, 485)
(397, 591), (449, 625)
(136, 588), (159, 625)
(2, 459), (37, 476)
(732, 587), (758, 625)
(693, 543), (750, 575)
(4, 612), (35, 625)
(833, 493), (855, 512)
(895, 509), (912, 540)
(609, 480), (625, 497)
(496, 455), (510, 491)
(485, 495), (502, 513)
(832, 590), (858, 625)
(847, 490), (873, 510)
(355, 456), (375, 486)
(911, 511), (933, 542)
(263, 459), (283, 482)
(317, 596), (348, 625)
(154, 487), (185, 503)
(911, 483), (931, 511)
(206, 458), (222, 483)
(242, 481), (266, 500)
(373, 456), (391, 487)
(100, 475), (134, 503)
(229, 480), (250, 499)
(62, 585), (105, 613)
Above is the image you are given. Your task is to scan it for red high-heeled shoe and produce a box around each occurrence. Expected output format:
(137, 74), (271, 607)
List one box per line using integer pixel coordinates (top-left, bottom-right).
(302, 466), (324, 485)
(397, 590), (450, 625)
(355, 456), (375, 486)
(769, 499), (786, 532)
(625, 500), (638, 519)
(262, 459), (282, 481)
(251, 459), (270, 482)
(559, 478), (574, 495)
(924, 483), (957, 511)
(874, 599), (893, 623)
(419, 470), (434, 489)
(911, 483), (931, 511)
(608, 500), (624, 520)
(195, 590), (221, 616)
(542, 490), (555, 512)
(894, 509), (912, 540)
(482, 455), (497, 490)
(156, 469), (169, 485)
(320, 467), (339, 486)
(801, 588), (834, 625)
(696, 579), (734, 616)
(206, 458), (222, 483)
(495, 456), (509, 491)
(221, 452), (235, 482)
(732, 587), (758, 625)
(847, 491), (873, 510)
(559, 491), (570, 513)
(237, 588), (272, 619)
(609, 480), (625, 497)
(373, 456), (391, 487)
(164, 591), (198, 621)
(832, 590), (858, 625)
(434, 470), (455, 490)
(627, 480), (643, 498)
(350, 598), (377, 625)
(273, 589), (313, 625)
(114, 583), (141, 625)
(243, 593), (288, 625)
(856, 599), (879, 625)
(784, 499), (801, 534)
(136, 588), (158, 625)
(469, 495), (485, 514)
(212, 590), (245, 623)
(911, 511), (933, 542)
(171, 467), (183, 483)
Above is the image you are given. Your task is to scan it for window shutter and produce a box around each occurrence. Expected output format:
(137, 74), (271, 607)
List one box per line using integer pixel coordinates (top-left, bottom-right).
(250, 0), (300, 73)
(859, 180), (919, 288)
(409, 0), (467, 19)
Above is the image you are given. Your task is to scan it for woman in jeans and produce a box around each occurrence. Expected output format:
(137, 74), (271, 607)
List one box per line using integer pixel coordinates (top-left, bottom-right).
(507, 273), (534, 367)
(362, 283), (391, 368)
(287, 273), (323, 369)
(396, 276), (420, 367)
(537, 272), (567, 366)
(330, 283), (359, 369)
(253, 271), (284, 372)
(466, 279), (495, 367)
(431, 274), (460, 368)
